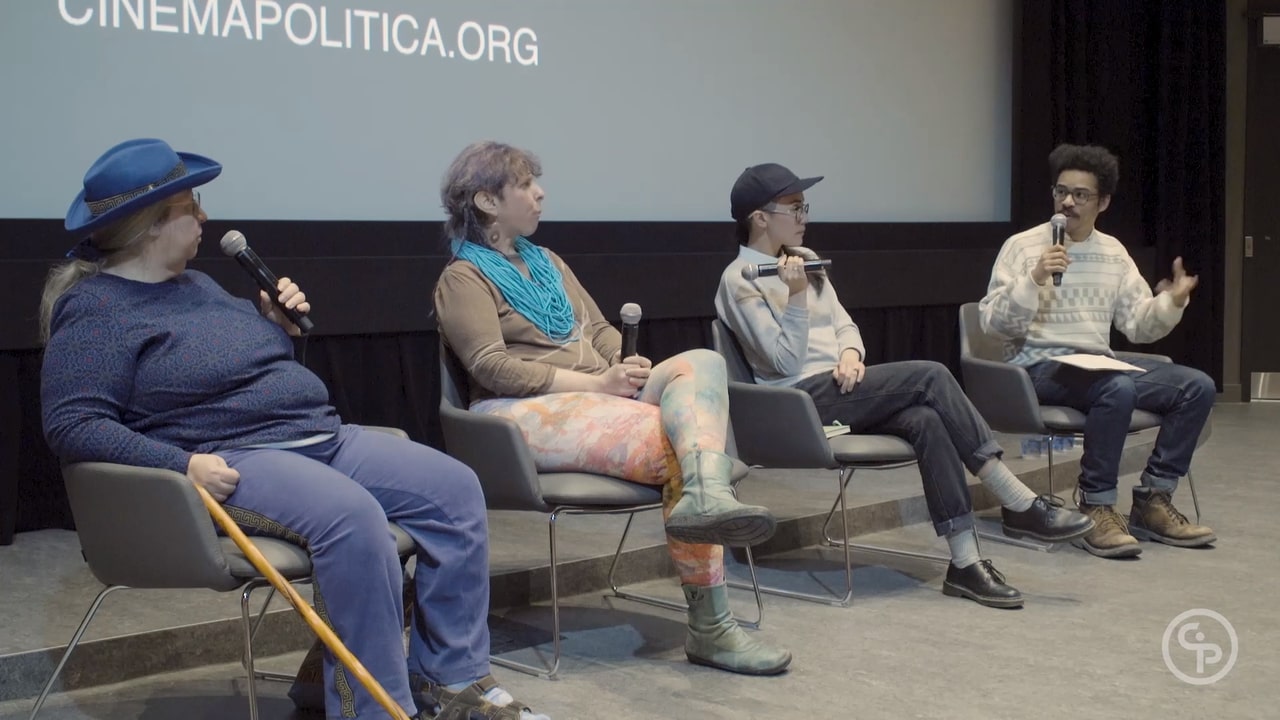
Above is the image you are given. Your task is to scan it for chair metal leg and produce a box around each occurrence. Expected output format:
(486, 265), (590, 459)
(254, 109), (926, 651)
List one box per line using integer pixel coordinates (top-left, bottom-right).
(824, 467), (952, 566)
(729, 467), (852, 607)
(735, 465), (951, 612)
(241, 581), (264, 720)
(494, 502), (763, 678)
(491, 511), (563, 680)
(241, 581), (296, 683)
(1187, 470), (1202, 524)
(28, 585), (125, 720)
(605, 512), (690, 616)
(606, 506), (763, 630)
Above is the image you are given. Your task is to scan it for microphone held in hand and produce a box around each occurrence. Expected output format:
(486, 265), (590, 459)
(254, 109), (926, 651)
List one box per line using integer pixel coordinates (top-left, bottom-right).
(1050, 213), (1067, 287)
(620, 303), (642, 359)
(220, 230), (314, 335)
(741, 258), (832, 281)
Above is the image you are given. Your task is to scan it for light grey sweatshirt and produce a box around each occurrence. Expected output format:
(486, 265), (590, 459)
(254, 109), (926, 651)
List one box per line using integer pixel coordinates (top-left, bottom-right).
(715, 245), (866, 386)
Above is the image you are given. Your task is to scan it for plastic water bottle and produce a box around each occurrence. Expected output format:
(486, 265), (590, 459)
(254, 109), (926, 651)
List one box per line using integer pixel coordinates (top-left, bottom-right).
(1020, 435), (1045, 458)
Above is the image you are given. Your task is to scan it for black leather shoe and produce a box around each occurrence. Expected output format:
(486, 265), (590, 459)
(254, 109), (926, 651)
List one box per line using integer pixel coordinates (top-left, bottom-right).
(942, 560), (1024, 608)
(1002, 496), (1095, 543)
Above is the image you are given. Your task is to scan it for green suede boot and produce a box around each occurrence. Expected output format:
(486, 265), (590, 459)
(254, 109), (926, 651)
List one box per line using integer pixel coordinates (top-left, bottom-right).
(683, 583), (791, 676)
(664, 449), (776, 547)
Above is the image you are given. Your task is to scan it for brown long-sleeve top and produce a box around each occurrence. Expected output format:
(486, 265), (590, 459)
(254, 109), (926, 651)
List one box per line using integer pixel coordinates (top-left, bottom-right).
(433, 249), (622, 403)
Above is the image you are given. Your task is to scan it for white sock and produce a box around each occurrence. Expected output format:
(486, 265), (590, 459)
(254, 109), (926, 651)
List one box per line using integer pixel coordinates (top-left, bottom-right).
(977, 460), (1037, 511)
(481, 686), (550, 720)
(946, 529), (982, 569)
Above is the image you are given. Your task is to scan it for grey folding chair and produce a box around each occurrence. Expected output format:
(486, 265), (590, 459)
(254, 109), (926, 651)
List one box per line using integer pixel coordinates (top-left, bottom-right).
(437, 342), (757, 680)
(29, 427), (415, 720)
(957, 302), (1206, 545)
(710, 320), (948, 611)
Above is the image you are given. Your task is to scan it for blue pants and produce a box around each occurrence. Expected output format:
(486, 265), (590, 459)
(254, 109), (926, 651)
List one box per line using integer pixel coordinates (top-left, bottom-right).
(220, 424), (489, 719)
(1024, 358), (1215, 505)
(795, 361), (1004, 537)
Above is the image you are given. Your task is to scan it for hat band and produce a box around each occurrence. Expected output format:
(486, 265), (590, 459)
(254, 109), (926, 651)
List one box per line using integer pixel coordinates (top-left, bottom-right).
(85, 161), (189, 217)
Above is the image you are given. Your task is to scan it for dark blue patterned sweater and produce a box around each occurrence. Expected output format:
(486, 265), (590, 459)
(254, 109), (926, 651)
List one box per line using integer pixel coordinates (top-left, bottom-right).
(41, 270), (340, 473)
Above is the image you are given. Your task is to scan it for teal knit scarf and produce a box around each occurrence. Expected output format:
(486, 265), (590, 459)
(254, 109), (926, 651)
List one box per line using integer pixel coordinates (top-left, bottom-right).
(452, 237), (578, 342)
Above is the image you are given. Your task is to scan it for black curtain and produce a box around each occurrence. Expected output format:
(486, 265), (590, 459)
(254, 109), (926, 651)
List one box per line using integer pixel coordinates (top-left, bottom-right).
(1015, 0), (1226, 384)
(2, 349), (69, 543)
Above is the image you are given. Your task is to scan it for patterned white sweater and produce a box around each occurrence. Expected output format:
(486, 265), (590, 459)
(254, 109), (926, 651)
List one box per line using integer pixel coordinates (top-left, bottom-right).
(978, 222), (1185, 365)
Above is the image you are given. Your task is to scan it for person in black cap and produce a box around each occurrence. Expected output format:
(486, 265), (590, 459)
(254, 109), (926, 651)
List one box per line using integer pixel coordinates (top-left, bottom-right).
(715, 163), (1095, 609)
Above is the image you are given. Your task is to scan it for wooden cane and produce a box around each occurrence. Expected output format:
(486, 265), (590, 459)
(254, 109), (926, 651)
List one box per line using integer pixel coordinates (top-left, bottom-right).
(194, 483), (413, 720)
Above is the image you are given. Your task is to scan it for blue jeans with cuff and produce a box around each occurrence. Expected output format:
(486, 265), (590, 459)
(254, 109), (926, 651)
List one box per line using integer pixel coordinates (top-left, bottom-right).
(1023, 358), (1214, 506)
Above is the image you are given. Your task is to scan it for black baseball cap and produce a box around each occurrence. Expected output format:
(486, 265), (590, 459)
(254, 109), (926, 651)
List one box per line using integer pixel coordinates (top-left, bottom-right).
(730, 163), (823, 221)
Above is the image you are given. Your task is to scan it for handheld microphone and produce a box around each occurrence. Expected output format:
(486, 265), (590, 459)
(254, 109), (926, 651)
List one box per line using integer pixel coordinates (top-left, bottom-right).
(741, 258), (832, 281)
(620, 303), (642, 359)
(1050, 214), (1067, 287)
(220, 230), (314, 335)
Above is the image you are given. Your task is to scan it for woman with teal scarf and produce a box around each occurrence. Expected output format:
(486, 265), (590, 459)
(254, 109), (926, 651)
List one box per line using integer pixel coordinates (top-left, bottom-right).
(433, 141), (791, 676)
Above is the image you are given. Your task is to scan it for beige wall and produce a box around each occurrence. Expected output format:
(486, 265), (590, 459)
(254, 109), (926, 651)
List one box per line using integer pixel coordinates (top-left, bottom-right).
(1223, 0), (1249, 402)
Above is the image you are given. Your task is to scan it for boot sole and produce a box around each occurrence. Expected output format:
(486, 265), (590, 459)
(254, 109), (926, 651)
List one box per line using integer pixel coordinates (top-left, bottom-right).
(1001, 520), (1095, 544)
(686, 651), (792, 676)
(941, 581), (1024, 609)
(666, 512), (777, 547)
(1129, 525), (1217, 547)
(1070, 538), (1142, 558)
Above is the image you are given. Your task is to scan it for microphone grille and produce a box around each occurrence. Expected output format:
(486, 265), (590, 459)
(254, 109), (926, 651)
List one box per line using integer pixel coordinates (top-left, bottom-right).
(740, 264), (759, 281)
(620, 302), (643, 324)
(1050, 213), (1067, 228)
(219, 230), (247, 256)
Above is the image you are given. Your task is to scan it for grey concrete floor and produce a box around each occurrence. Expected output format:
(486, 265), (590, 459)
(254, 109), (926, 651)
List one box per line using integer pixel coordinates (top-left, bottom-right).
(1, 403), (1274, 719)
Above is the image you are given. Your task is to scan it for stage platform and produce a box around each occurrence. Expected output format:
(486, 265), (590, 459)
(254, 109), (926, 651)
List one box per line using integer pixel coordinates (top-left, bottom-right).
(3, 405), (1266, 719)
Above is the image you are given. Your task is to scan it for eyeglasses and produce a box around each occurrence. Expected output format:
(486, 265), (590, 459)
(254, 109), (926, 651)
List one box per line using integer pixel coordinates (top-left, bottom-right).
(1050, 185), (1098, 204)
(761, 202), (809, 221)
(167, 191), (203, 217)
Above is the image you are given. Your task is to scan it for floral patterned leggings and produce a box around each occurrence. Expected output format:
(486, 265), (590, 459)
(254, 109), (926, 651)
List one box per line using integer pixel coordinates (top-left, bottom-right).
(471, 349), (728, 586)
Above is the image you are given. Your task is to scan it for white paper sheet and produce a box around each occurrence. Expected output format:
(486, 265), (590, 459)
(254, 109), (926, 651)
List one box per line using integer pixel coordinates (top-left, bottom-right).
(1050, 354), (1145, 372)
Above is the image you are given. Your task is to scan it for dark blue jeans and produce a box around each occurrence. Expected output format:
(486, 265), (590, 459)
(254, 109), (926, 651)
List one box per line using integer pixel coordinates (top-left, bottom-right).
(794, 361), (1004, 537)
(1023, 358), (1215, 505)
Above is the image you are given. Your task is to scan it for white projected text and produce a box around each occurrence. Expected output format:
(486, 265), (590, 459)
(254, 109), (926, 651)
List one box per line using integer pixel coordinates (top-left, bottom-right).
(56, 0), (540, 66)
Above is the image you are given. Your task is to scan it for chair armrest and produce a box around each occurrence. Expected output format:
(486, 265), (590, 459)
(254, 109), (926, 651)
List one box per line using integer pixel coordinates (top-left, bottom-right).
(725, 381), (835, 469)
(959, 356), (1046, 434)
(1115, 350), (1172, 364)
(437, 404), (547, 511)
(63, 463), (239, 591)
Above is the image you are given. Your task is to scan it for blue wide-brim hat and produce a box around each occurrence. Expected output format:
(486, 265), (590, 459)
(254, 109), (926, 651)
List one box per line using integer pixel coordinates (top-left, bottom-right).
(65, 138), (222, 236)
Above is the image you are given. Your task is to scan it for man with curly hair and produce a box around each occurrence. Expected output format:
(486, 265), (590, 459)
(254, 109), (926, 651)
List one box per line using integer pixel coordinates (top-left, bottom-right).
(978, 143), (1217, 559)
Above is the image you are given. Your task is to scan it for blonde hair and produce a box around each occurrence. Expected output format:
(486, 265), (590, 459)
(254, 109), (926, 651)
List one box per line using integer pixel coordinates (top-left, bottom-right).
(38, 201), (173, 343)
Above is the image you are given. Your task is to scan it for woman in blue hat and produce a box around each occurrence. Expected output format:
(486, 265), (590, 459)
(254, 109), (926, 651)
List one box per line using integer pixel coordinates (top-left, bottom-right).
(715, 163), (1096, 609)
(40, 138), (549, 720)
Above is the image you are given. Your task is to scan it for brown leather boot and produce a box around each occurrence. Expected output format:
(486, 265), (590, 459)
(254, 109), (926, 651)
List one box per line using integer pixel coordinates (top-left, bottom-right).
(1129, 489), (1216, 547)
(1072, 501), (1142, 558)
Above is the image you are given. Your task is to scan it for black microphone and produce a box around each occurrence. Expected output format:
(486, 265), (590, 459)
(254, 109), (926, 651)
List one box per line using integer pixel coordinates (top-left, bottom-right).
(220, 230), (314, 335)
(741, 258), (832, 281)
(1050, 213), (1067, 287)
(620, 303), (641, 359)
